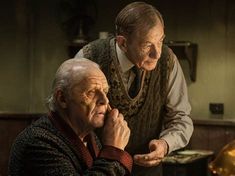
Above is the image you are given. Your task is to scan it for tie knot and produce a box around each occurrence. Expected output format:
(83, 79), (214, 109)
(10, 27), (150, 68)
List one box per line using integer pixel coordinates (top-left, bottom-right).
(131, 66), (141, 76)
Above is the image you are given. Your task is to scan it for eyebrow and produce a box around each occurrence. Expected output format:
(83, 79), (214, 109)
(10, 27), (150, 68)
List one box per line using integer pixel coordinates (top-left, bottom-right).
(144, 34), (166, 45)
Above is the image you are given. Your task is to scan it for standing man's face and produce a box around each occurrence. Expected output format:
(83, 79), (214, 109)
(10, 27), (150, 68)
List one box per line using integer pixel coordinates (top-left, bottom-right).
(66, 69), (109, 131)
(126, 23), (165, 71)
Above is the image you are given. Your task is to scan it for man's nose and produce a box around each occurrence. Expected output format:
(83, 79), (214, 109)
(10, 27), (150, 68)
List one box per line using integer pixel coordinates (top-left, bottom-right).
(149, 45), (161, 59)
(98, 91), (109, 105)
(149, 48), (157, 59)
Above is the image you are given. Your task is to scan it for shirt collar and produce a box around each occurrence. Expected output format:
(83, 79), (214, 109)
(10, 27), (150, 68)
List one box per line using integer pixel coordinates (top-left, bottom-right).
(116, 43), (134, 73)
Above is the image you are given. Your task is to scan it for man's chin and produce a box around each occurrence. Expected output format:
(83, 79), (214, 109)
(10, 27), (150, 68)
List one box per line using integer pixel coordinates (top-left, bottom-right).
(143, 65), (157, 71)
(141, 61), (158, 71)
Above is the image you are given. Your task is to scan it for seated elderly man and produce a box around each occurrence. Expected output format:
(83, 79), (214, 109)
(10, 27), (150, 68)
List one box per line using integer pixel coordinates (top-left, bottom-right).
(8, 58), (132, 175)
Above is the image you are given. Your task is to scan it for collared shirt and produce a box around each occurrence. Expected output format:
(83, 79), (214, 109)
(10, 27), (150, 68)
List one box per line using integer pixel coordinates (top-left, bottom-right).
(75, 42), (193, 154)
(115, 43), (180, 95)
(116, 43), (135, 90)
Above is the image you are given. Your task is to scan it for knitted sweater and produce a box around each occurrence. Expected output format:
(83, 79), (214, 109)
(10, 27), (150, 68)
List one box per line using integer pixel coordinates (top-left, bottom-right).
(8, 112), (132, 176)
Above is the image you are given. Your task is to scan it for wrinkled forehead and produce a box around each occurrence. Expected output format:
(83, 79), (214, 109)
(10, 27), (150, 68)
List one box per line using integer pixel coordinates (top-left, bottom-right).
(136, 23), (164, 40)
(83, 76), (108, 89)
(71, 66), (108, 89)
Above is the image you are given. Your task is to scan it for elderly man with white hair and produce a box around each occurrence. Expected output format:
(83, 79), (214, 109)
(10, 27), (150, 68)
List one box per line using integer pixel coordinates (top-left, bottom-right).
(8, 58), (132, 176)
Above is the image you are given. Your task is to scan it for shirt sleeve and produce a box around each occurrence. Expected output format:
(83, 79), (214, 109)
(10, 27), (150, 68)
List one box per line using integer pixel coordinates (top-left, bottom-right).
(159, 52), (194, 154)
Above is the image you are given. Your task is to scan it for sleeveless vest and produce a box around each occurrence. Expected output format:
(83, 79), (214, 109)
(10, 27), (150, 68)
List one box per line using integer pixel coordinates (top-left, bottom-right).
(82, 37), (174, 155)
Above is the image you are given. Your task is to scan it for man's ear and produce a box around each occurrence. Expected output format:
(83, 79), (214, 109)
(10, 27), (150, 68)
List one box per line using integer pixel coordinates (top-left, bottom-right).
(116, 35), (127, 52)
(55, 90), (67, 109)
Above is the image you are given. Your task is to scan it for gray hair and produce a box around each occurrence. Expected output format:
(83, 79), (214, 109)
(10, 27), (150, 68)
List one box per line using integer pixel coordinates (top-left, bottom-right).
(46, 58), (100, 111)
(115, 2), (164, 38)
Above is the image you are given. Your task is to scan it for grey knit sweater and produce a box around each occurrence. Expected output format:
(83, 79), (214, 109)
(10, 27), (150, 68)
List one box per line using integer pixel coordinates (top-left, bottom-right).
(8, 114), (132, 176)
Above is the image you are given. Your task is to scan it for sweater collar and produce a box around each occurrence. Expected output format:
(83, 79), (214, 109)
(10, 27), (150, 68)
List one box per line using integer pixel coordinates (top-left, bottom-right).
(47, 111), (99, 168)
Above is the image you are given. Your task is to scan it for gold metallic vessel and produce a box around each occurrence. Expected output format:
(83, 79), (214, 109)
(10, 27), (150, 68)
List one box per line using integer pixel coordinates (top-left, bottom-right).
(209, 140), (235, 176)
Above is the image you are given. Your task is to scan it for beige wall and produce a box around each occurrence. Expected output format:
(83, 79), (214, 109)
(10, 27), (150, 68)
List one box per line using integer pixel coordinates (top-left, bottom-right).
(158, 0), (235, 118)
(0, 0), (235, 119)
(0, 0), (67, 113)
(0, 0), (30, 112)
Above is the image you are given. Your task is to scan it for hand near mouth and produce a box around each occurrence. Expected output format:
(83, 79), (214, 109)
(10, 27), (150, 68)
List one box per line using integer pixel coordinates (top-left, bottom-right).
(102, 108), (130, 150)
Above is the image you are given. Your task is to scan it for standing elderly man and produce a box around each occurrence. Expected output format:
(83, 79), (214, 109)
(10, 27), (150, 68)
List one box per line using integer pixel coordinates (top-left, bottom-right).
(75, 2), (193, 175)
(8, 58), (132, 175)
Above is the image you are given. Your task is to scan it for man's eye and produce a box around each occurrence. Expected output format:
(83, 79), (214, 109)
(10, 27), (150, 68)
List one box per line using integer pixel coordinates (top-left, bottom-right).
(87, 90), (96, 96)
(142, 45), (151, 52)
(144, 45), (151, 49)
(159, 38), (165, 44)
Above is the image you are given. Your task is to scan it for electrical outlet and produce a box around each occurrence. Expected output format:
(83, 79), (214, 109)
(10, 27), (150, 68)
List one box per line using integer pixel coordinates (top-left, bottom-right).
(209, 103), (224, 114)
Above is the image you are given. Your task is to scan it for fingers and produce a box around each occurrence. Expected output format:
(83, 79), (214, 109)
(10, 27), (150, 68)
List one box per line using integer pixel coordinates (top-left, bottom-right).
(134, 139), (167, 167)
(107, 108), (119, 119)
(107, 104), (112, 112)
(134, 152), (163, 161)
(107, 108), (124, 122)
(102, 108), (130, 150)
(135, 159), (161, 167)
(134, 153), (162, 167)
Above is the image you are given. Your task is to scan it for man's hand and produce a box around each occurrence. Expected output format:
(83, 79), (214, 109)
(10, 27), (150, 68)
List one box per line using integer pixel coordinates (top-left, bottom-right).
(102, 109), (130, 150)
(133, 139), (168, 167)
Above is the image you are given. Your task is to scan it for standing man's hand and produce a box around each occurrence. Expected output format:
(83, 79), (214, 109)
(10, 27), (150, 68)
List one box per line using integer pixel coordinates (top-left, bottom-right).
(102, 109), (130, 150)
(133, 139), (168, 167)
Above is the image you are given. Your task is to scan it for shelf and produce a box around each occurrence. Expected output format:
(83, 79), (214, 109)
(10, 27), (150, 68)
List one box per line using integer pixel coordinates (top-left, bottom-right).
(165, 41), (198, 82)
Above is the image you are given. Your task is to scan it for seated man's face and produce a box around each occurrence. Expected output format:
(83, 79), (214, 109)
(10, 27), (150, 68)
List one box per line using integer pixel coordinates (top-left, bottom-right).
(67, 69), (109, 130)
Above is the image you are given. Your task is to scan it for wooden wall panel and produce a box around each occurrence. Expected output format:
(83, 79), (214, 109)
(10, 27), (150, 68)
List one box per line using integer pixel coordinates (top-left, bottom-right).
(0, 114), (42, 176)
(188, 119), (235, 154)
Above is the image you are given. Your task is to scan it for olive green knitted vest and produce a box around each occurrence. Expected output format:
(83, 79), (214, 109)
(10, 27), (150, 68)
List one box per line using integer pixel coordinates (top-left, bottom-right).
(82, 37), (174, 155)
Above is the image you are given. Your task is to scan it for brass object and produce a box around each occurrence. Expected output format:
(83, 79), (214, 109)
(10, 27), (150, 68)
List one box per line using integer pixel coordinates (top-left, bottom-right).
(209, 140), (235, 176)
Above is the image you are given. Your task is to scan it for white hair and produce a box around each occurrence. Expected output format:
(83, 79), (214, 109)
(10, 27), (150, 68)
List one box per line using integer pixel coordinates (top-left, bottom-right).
(46, 58), (100, 111)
